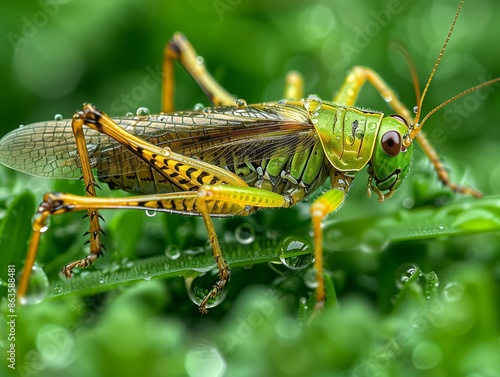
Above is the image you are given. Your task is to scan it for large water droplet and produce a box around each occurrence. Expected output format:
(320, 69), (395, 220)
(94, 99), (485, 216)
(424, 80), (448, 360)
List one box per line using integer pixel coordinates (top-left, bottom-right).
(185, 269), (227, 310)
(442, 281), (464, 302)
(185, 346), (226, 377)
(37, 324), (75, 368)
(303, 94), (322, 113)
(136, 106), (150, 116)
(54, 114), (63, 121)
(165, 245), (181, 260)
(234, 223), (255, 245)
(193, 103), (205, 111)
(235, 99), (247, 108)
(395, 263), (421, 289)
(412, 341), (443, 370)
(145, 209), (157, 217)
(279, 237), (313, 271)
(18, 264), (49, 305)
(359, 228), (389, 253)
(303, 268), (318, 289)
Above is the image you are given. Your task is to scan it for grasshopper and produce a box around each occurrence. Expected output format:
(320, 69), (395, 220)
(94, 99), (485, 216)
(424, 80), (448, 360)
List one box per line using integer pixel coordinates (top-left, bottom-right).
(0, 0), (498, 314)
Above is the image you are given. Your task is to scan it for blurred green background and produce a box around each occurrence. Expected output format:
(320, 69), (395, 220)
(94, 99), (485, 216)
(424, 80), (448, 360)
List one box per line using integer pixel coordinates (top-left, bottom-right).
(1, 0), (500, 376)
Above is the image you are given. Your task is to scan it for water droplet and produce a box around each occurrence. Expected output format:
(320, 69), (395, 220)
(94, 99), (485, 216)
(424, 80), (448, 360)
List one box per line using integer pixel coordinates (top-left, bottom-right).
(145, 209), (157, 217)
(203, 107), (212, 114)
(278, 99), (287, 105)
(395, 263), (421, 289)
(412, 341), (442, 370)
(165, 245), (181, 260)
(355, 129), (364, 140)
(54, 114), (63, 121)
(126, 111), (134, 117)
(39, 225), (49, 233)
(424, 271), (439, 299)
(345, 134), (355, 145)
(37, 324), (75, 367)
(279, 237), (313, 271)
(234, 223), (255, 245)
(275, 317), (301, 340)
(402, 197), (415, 208)
(384, 96), (393, 103)
(53, 284), (63, 294)
(18, 264), (49, 305)
(303, 268), (318, 289)
(312, 118), (318, 124)
(359, 228), (389, 253)
(235, 99), (247, 108)
(185, 346), (226, 377)
(98, 277), (105, 284)
(303, 94), (322, 113)
(136, 106), (150, 116)
(183, 247), (205, 257)
(438, 224), (444, 231)
(195, 56), (204, 65)
(443, 281), (464, 302)
(193, 103), (205, 111)
(160, 147), (171, 156)
(413, 106), (419, 114)
(185, 269), (227, 310)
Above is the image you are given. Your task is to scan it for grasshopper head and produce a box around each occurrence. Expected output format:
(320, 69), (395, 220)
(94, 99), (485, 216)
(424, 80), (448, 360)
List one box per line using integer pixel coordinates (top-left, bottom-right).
(369, 115), (413, 201)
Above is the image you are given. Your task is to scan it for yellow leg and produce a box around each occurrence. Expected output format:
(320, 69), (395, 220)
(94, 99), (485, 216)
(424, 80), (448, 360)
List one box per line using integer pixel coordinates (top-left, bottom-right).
(310, 188), (345, 310)
(334, 66), (481, 197)
(17, 184), (290, 312)
(195, 184), (289, 313)
(68, 112), (105, 278)
(162, 33), (237, 112)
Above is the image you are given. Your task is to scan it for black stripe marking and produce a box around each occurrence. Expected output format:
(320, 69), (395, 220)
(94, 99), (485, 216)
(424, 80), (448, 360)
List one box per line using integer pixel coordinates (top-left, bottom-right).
(197, 171), (210, 185)
(186, 168), (197, 179)
(174, 163), (183, 172)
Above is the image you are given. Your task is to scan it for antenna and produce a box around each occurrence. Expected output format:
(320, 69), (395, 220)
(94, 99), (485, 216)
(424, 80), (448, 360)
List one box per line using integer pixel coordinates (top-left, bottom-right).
(403, 0), (463, 147)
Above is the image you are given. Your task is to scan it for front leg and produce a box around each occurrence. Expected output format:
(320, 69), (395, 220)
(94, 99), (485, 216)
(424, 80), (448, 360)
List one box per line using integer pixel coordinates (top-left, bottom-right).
(334, 66), (481, 197)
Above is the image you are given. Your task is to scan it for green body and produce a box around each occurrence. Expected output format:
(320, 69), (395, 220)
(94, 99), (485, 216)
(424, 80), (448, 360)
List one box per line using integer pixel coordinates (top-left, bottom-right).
(0, 98), (413, 213)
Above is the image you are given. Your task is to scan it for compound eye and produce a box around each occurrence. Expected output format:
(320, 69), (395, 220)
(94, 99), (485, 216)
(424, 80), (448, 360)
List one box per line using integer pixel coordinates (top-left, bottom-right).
(389, 114), (409, 127)
(381, 130), (402, 157)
